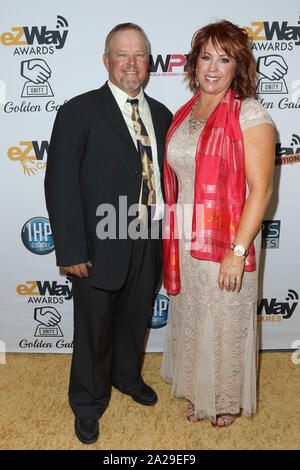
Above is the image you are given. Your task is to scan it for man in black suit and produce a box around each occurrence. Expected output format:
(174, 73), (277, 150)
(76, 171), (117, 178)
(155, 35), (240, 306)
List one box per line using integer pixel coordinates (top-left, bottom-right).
(45, 23), (172, 444)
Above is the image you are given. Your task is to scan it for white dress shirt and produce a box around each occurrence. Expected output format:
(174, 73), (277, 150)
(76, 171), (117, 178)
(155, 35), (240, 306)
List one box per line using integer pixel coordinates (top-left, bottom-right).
(107, 80), (164, 220)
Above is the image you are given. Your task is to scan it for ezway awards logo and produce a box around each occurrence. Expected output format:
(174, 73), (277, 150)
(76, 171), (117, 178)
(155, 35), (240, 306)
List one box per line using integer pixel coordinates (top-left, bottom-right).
(17, 279), (73, 303)
(244, 17), (300, 110)
(275, 133), (300, 166)
(7, 140), (48, 175)
(258, 289), (299, 323)
(17, 281), (73, 350)
(243, 20), (300, 51)
(2, 16), (68, 114)
(1, 15), (69, 56)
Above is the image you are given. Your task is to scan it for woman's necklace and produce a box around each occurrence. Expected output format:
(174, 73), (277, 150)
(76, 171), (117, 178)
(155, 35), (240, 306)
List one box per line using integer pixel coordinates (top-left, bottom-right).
(188, 99), (208, 136)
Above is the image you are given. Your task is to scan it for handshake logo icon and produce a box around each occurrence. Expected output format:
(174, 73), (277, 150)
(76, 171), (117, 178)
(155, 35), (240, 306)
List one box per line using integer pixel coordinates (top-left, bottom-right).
(256, 54), (288, 94)
(21, 59), (53, 98)
(34, 307), (63, 337)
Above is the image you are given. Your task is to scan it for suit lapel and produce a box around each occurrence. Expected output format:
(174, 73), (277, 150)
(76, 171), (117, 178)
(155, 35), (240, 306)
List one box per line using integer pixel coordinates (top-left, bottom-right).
(95, 83), (139, 157)
(95, 84), (165, 169)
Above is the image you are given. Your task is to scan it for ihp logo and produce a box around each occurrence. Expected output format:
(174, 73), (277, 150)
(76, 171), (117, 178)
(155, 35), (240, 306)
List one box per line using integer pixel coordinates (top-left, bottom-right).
(150, 294), (169, 329)
(21, 217), (54, 255)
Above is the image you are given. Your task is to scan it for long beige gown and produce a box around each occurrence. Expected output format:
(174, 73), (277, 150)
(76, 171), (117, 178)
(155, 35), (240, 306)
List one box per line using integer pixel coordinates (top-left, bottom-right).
(160, 98), (273, 421)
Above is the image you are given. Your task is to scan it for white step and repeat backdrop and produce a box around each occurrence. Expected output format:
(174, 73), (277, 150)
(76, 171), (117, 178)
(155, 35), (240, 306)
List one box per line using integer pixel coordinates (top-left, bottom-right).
(1, 0), (300, 354)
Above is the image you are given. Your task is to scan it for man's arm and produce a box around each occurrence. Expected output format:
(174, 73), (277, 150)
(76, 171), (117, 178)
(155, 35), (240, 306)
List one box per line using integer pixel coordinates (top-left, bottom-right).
(44, 102), (89, 270)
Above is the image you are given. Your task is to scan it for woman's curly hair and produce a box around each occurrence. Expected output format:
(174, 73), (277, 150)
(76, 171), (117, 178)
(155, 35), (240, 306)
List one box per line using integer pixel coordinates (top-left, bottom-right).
(186, 20), (257, 100)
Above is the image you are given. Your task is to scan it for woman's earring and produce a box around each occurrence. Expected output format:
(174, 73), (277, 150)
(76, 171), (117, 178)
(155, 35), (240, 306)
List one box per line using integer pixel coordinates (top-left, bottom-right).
(195, 74), (200, 88)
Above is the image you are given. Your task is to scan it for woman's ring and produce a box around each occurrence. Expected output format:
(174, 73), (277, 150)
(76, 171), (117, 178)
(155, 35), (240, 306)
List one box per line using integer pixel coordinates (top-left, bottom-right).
(230, 280), (236, 285)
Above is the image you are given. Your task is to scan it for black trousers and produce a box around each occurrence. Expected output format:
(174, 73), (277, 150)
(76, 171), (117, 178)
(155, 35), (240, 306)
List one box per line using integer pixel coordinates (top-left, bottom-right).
(68, 230), (162, 419)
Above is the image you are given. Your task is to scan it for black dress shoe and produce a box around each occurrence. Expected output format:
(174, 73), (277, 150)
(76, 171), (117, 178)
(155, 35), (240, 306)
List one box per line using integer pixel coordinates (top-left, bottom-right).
(75, 418), (99, 444)
(130, 383), (158, 406)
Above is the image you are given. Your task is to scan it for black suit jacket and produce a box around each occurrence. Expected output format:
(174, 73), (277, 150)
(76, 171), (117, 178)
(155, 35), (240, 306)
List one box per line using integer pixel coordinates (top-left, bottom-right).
(45, 82), (172, 290)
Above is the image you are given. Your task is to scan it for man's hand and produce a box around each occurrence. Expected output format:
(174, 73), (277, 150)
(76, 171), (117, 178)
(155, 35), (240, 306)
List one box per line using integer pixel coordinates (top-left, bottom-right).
(63, 261), (92, 278)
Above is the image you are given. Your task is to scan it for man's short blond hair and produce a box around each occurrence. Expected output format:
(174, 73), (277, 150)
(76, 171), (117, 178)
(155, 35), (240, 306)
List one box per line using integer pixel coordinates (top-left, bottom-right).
(105, 23), (151, 56)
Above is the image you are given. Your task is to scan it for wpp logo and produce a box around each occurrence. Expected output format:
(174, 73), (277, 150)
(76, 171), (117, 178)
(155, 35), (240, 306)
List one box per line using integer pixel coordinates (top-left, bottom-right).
(150, 54), (187, 76)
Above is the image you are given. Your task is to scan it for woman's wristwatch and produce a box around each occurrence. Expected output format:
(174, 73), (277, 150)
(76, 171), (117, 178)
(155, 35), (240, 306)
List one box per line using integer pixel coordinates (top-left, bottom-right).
(230, 243), (249, 257)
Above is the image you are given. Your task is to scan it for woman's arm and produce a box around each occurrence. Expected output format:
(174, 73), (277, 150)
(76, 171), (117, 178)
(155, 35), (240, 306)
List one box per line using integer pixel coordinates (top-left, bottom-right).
(218, 122), (275, 292)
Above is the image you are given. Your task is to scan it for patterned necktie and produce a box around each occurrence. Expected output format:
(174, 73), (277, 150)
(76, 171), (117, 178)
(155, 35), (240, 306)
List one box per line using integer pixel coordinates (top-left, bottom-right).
(127, 98), (156, 227)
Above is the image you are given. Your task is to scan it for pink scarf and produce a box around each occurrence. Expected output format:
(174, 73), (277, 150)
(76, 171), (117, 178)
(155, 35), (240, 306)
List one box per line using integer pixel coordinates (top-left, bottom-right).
(163, 88), (256, 295)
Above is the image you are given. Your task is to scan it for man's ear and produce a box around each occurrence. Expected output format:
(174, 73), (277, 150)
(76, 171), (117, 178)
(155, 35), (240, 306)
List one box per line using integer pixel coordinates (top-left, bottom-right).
(102, 53), (109, 71)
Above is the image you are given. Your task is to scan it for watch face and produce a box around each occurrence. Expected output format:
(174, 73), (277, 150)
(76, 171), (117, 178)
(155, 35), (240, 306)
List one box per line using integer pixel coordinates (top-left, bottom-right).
(234, 245), (245, 256)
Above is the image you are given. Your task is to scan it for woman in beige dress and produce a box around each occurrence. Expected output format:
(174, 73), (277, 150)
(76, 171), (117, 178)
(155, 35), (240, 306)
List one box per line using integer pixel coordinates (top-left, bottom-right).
(161, 20), (274, 427)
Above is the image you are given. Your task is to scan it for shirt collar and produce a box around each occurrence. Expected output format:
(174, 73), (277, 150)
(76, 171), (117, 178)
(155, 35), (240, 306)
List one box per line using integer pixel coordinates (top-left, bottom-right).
(108, 80), (145, 112)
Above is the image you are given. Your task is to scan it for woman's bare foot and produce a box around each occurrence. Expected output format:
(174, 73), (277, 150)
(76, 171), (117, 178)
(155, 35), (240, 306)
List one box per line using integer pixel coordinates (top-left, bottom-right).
(187, 404), (203, 423)
(211, 414), (239, 427)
